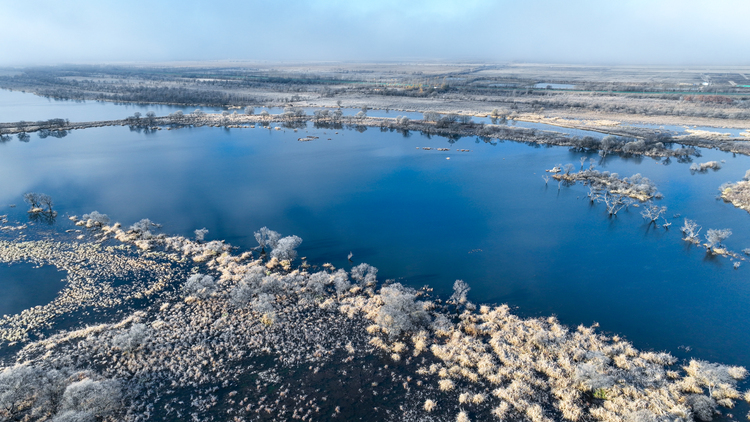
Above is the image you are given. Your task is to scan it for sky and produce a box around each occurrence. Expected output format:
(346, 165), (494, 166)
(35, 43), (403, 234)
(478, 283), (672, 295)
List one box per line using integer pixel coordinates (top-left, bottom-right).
(1, 0), (749, 66)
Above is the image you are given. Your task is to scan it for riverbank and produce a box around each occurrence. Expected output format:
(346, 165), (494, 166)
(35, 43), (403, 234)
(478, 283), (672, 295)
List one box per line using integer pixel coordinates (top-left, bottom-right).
(1, 212), (747, 422)
(3, 111), (750, 158)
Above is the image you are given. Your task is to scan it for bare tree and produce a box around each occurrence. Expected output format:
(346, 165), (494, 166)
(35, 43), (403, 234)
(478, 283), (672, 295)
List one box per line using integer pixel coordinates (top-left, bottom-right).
(599, 192), (625, 216)
(23, 192), (41, 209)
(580, 156), (588, 169)
(38, 194), (53, 213)
(640, 202), (667, 224)
(705, 229), (732, 252)
(542, 175), (550, 185)
(563, 163), (575, 175)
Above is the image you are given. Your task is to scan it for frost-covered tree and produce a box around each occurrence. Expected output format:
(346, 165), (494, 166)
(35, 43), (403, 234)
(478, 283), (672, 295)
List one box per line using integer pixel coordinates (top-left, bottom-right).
(254, 227), (281, 252)
(640, 202), (667, 224)
(705, 229), (732, 252)
(684, 359), (747, 403)
(183, 274), (217, 299)
(194, 228), (209, 242)
(112, 323), (147, 353)
(681, 219), (702, 242)
(351, 263), (378, 286)
(373, 283), (430, 338)
(244, 106), (254, 115)
(449, 279), (470, 304)
(333, 269), (351, 295)
(563, 163), (575, 175)
(270, 235), (302, 261)
(0, 365), (70, 421)
(59, 378), (121, 419)
(251, 293), (275, 315)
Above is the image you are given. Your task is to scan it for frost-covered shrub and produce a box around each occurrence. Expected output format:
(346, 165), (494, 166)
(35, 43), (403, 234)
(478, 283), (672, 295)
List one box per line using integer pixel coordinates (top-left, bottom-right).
(626, 409), (658, 422)
(684, 359), (747, 402)
(622, 140), (646, 153)
(431, 313), (454, 336)
(183, 274), (217, 299)
(129, 218), (159, 239)
(351, 263), (378, 286)
(194, 228), (208, 242)
(51, 410), (96, 422)
(574, 362), (614, 391)
(59, 379), (121, 418)
(372, 283), (430, 338)
(251, 293), (275, 315)
(230, 281), (255, 307)
(686, 394), (716, 421)
(333, 269), (351, 295)
(81, 211), (110, 228)
(304, 271), (329, 297)
(690, 161), (721, 172)
(270, 235), (302, 261)
(112, 323), (147, 353)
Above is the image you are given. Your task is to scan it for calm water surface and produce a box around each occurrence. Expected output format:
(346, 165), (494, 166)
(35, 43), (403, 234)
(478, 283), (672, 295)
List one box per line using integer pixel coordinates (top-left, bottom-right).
(1, 93), (750, 379)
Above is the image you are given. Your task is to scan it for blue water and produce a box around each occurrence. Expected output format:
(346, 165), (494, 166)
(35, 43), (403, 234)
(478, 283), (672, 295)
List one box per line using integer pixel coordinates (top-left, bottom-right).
(0, 89), (226, 123)
(0, 263), (64, 315)
(533, 83), (576, 89)
(1, 92), (750, 378)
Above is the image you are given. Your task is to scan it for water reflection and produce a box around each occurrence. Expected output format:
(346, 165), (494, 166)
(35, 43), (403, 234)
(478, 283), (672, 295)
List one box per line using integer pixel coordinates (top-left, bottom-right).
(0, 120), (749, 372)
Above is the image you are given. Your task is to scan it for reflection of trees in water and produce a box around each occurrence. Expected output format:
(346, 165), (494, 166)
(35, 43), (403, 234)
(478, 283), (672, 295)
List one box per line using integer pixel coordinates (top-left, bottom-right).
(37, 129), (68, 139)
(313, 121), (343, 130)
(282, 121), (307, 130)
(28, 211), (56, 225)
(128, 125), (158, 134)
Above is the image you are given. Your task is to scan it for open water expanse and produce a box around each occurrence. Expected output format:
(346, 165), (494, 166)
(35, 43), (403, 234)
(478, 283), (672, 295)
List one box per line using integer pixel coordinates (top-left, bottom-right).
(1, 91), (750, 382)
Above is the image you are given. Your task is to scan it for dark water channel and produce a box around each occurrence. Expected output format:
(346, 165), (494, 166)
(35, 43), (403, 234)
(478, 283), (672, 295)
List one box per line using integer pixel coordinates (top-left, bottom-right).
(1, 91), (750, 377)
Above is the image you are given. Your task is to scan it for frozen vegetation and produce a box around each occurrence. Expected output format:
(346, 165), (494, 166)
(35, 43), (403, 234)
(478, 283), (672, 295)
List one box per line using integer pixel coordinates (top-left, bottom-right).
(0, 208), (748, 422)
(720, 170), (750, 214)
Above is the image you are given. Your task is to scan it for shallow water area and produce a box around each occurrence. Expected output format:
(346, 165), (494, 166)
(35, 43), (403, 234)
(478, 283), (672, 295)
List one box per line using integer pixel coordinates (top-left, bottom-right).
(0, 262), (64, 316)
(0, 120), (749, 373)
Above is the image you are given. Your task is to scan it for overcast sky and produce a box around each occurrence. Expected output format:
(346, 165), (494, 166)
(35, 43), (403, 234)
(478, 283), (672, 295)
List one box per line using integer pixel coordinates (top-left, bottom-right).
(1, 0), (749, 66)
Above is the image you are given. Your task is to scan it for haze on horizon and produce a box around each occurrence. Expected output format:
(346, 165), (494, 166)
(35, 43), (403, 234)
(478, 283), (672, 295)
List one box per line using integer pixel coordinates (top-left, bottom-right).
(1, 0), (749, 67)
